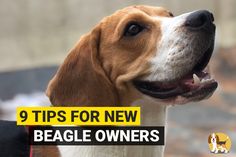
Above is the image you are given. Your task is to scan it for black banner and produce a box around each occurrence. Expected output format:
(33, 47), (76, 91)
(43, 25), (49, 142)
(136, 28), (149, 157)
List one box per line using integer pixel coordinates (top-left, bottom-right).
(0, 120), (30, 157)
(29, 126), (165, 145)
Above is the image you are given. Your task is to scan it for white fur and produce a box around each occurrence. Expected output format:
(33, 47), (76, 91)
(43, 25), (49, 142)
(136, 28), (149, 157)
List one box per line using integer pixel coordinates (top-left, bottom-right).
(147, 11), (200, 82)
(59, 96), (167, 157)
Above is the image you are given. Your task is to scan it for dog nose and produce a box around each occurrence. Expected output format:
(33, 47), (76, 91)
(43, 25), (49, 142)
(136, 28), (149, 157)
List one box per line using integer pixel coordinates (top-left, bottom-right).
(185, 10), (214, 29)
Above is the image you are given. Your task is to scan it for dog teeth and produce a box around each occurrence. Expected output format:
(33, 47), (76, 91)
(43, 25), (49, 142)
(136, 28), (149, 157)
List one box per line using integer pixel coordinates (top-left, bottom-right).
(201, 77), (212, 83)
(193, 74), (200, 85)
(193, 73), (214, 85)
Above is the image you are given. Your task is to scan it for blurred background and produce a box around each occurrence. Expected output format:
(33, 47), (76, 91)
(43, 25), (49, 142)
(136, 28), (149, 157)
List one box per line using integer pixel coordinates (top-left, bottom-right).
(0, 0), (235, 156)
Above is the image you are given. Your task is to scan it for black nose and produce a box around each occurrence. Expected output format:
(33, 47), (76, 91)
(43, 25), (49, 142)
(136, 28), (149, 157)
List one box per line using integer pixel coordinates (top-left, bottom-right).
(185, 10), (214, 29)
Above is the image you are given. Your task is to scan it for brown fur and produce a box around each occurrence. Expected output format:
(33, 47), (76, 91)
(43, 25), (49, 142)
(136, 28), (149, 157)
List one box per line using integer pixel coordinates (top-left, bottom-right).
(43, 6), (173, 156)
(46, 5), (173, 107)
(46, 26), (117, 106)
(208, 134), (219, 144)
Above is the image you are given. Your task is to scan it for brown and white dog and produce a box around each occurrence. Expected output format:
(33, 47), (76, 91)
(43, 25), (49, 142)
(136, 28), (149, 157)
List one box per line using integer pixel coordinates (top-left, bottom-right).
(208, 133), (229, 153)
(46, 5), (217, 157)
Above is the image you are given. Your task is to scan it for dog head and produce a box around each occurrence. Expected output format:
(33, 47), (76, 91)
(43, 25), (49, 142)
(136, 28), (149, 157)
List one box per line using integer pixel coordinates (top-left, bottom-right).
(208, 133), (219, 144)
(46, 5), (217, 106)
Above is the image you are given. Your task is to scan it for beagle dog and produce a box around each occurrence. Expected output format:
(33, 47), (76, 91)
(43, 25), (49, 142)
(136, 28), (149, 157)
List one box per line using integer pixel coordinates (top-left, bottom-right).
(46, 5), (217, 157)
(208, 133), (219, 153)
(208, 133), (229, 154)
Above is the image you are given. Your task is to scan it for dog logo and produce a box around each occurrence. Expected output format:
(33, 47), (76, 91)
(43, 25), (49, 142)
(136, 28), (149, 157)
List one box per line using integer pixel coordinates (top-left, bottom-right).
(208, 132), (231, 154)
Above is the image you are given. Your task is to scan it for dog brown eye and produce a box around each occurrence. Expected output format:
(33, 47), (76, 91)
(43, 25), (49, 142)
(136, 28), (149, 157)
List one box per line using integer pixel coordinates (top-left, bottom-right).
(124, 23), (144, 36)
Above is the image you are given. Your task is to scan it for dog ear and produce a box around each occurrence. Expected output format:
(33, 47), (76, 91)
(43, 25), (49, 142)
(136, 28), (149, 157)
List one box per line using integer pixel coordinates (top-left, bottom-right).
(216, 135), (219, 143)
(46, 25), (118, 106)
(208, 135), (212, 143)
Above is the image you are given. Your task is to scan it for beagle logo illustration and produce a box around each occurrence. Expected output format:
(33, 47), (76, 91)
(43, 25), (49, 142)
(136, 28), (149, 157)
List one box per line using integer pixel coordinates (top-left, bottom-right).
(208, 132), (231, 154)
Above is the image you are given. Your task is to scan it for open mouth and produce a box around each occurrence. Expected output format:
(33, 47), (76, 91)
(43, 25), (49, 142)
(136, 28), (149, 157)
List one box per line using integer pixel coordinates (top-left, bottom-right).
(133, 43), (218, 100)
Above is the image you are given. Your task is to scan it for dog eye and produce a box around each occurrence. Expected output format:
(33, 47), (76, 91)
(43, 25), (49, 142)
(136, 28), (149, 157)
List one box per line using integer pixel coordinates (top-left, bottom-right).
(124, 23), (144, 37)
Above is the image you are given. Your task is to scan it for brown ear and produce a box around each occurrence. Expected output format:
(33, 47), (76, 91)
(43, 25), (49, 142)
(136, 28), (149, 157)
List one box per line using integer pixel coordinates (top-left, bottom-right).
(216, 135), (219, 143)
(46, 25), (118, 106)
(208, 135), (212, 143)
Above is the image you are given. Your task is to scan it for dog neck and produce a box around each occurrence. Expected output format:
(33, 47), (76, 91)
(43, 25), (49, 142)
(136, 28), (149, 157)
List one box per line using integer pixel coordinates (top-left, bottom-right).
(59, 97), (167, 157)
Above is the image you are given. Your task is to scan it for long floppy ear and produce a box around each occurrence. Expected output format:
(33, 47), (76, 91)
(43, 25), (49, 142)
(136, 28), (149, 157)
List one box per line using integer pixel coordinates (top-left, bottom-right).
(208, 135), (211, 143)
(46, 25), (118, 106)
(215, 135), (219, 143)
